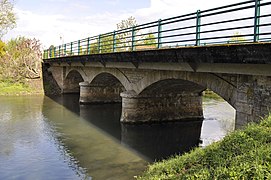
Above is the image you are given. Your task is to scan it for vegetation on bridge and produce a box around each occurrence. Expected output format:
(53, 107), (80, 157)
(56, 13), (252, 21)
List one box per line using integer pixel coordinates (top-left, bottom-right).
(138, 115), (271, 179)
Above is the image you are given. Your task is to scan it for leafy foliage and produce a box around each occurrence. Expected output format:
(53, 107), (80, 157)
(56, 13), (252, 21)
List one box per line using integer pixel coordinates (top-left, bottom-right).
(116, 16), (138, 51)
(139, 115), (271, 179)
(0, 40), (6, 57)
(0, 37), (42, 83)
(0, 0), (16, 38)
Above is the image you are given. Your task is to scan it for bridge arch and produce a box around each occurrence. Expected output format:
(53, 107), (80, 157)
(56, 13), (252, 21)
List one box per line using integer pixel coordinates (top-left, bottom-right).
(135, 71), (237, 109)
(80, 72), (126, 104)
(63, 70), (84, 93)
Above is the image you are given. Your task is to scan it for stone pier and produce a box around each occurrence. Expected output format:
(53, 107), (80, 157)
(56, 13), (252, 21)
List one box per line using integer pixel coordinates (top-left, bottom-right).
(120, 91), (203, 123)
(79, 81), (123, 104)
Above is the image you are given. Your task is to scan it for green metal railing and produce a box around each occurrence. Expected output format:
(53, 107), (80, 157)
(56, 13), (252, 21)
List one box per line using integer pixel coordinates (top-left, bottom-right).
(43, 0), (271, 59)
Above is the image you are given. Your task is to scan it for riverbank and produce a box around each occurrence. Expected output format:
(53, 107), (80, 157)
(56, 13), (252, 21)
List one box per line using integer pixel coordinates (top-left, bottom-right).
(138, 115), (271, 179)
(0, 80), (43, 96)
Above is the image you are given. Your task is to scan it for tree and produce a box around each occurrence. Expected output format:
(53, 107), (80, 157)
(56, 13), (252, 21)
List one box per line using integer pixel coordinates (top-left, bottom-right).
(116, 16), (138, 51)
(0, 37), (42, 82)
(143, 31), (157, 47)
(0, 0), (16, 38)
(89, 35), (115, 54)
(229, 32), (246, 43)
(0, 40), (6, 57)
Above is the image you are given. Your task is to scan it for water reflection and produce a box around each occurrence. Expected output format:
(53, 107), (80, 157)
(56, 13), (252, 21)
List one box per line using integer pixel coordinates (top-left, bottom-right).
(0, 96), (88, 180)
(52, 94), (203, 161)
(42, 95), (148, 179)
(0, 94), (235, 179)
(121, 122), (202, 162)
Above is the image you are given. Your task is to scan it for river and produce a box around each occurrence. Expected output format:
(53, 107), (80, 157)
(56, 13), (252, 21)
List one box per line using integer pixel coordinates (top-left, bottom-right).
(0, 94), (235, 179)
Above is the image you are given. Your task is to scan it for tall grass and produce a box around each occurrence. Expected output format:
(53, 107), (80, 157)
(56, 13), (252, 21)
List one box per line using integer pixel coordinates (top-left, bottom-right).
(0, 81), (32, 95)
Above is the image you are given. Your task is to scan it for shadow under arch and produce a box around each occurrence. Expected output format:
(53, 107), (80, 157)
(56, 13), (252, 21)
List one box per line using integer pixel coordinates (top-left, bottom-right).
(63, 70), (84, 94)
(138, 78), (206, 96)
(80, 72), (126, 104)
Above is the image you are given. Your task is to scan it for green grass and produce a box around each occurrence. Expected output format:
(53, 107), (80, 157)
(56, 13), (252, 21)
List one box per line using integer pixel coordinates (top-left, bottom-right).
(0, 82), (33, 95)
(138, 115), (271, 179)
(203, 90), (223, 101)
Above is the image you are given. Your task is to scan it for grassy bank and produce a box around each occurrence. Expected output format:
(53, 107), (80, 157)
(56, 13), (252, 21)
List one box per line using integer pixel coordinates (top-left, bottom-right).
(0, 81), (43, 95)
(138, 115), (271, 179)
(203, 89), (223, 100)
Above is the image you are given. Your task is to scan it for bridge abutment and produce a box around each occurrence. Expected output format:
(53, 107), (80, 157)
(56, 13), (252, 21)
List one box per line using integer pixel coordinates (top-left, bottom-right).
(120, 91), (203, 123)
(235, 75), (271, 128)
(79, 81), (123, 104)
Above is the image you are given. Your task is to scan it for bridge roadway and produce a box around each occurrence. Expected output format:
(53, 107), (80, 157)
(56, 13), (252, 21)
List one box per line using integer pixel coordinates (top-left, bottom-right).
(43, 43), (271, 128)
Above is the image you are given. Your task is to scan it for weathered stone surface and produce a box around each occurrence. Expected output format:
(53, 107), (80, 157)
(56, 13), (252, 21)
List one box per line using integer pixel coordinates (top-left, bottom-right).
(120, 91), (203, 123)
(79, 81), (124, 104)
(43, 43), (271, 127)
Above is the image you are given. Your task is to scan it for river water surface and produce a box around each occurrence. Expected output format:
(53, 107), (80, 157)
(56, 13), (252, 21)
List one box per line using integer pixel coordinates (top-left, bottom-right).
(0, 95), (235, 179)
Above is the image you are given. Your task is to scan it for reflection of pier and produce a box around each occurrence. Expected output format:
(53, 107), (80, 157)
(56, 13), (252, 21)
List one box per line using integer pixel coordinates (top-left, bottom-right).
(121, 122), (202, 161)
(49, 94), (204, 161)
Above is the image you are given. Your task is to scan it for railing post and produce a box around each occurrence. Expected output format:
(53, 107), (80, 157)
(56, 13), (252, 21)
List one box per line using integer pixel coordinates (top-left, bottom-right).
(113, 31), (116, 52)
(70, 42), (73, 56)
(157, 19), (162, 49)
(131, 26), (135, 51)
(254, 0), (260, 42)
(53, 47), (56, 58)
(98, 35), (101, 53)
(43, 50), (46, 59)
(87, 37), (90, 55)
(64, 44), (66, 56)
(78, 40), (80, 55)
(196, 10), (201, 46)
(58, 45), (61, 57)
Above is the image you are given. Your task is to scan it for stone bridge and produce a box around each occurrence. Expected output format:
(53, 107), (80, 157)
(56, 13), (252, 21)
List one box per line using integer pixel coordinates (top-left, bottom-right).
(43, 43), (271, 128)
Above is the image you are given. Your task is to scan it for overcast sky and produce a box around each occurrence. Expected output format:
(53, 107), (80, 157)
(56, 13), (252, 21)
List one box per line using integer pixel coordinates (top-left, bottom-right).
(4, 0), (239, 48)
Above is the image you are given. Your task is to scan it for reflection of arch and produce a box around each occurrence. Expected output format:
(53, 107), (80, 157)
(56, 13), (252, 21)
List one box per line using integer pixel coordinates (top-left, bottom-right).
(136, 72), (237, 109)
(63, 70), (84, 93)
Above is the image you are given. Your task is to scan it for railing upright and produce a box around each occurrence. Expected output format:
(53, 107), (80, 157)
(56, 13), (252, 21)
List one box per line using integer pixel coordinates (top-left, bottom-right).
(53, 47), (56, 58)
(78, 40), (80, 55)
(131, 27), (136, 51)
(254, 0), (260, 42)
(113, 31), (117, 52)
(87, 37), (90, 55)
(157, 19), (162, 49)
(64, 44), (66, 56)
(196, 10), (201, 46)
(70, 42), (73, 55)
(58, 45), (61, 57)
(98, 35), (101, 53)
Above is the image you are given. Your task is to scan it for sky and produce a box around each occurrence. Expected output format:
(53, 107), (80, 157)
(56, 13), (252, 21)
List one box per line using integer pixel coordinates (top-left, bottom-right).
(3, 0), (239, 48)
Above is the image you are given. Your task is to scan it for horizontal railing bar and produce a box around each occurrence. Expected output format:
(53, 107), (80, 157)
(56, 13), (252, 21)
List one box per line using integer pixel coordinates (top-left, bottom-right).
(200, 33), (254, 41)
(260, 1), (271, 6)
(200, 16), (254, 27)
(200, 25), (254, 34)
(160, 12), (197, 23)
(161, 16), (196, 26)
(160, 32), (196, 39)
(200, 0), (254, 14)
(161, 25), (196, 34)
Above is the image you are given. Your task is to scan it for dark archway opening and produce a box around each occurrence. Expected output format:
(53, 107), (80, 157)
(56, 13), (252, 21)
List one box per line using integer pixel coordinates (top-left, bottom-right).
(63, 70), (84, 94)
